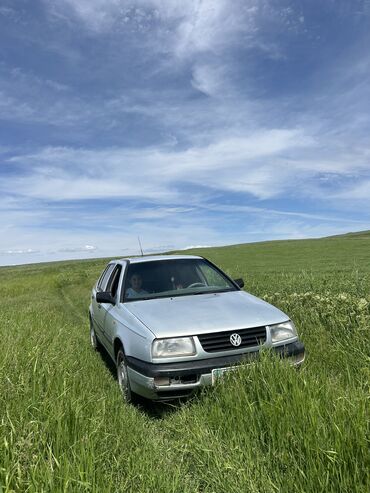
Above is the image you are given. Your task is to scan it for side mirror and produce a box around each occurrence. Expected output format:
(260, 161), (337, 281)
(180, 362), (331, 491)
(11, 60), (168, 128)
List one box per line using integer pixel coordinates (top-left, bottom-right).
(234, 278), (244, 288)
(96, 291), (115, 304)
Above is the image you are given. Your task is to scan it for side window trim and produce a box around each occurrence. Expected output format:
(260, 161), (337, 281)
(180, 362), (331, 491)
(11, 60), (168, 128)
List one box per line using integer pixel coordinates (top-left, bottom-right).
(116, 262), (127, 302)
(106, 264), (122, 300)
(98, 263), (115, 292)
(120, 261), (130, 303)
(96, 265), (109, 290)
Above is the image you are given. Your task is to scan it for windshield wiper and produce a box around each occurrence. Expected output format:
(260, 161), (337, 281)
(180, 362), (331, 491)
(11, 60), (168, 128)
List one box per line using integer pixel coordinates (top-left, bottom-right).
(124, 287), (236, 302)
(188, 288), (236, 296)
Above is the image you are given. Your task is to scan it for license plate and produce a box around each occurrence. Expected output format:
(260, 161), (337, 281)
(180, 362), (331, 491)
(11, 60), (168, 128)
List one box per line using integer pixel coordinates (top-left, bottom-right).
(211, 366), (237, 385)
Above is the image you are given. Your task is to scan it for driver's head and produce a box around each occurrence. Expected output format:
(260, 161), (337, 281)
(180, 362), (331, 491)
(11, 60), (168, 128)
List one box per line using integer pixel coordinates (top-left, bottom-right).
(130, 273), (142, 292)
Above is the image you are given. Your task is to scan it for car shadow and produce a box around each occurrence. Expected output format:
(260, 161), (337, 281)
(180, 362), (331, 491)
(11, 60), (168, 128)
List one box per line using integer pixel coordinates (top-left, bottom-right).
(97, 344), (117, 377)
(96, 344), (198, 419)
(135, 395), (192, 419)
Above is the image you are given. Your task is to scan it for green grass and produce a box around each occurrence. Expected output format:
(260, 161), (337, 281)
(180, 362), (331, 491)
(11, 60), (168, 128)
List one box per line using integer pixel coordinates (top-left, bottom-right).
(176, 229), (370, 274)
(0, 233), (369, 492)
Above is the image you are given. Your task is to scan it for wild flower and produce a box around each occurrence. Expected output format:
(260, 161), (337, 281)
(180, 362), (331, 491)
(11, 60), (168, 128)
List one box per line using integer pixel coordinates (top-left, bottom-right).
(357, 298), (368, 310)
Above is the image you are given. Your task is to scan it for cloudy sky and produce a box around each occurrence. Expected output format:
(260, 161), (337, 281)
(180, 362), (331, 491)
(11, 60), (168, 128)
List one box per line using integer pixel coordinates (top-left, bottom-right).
(0, 0), (369, 265)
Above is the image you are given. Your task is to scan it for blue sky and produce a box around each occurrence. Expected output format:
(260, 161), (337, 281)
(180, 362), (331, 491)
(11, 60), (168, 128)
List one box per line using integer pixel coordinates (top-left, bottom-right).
(0, 0), (369, 265)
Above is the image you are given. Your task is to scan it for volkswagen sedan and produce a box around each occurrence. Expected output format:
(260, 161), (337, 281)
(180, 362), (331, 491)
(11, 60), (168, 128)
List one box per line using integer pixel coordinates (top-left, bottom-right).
(89, 255), (305, 402)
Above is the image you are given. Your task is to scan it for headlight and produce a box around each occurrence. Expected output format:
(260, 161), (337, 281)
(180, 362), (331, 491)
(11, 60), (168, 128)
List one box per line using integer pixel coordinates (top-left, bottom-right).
(270, 321), (297, 343)
(152, 337), (196, 358)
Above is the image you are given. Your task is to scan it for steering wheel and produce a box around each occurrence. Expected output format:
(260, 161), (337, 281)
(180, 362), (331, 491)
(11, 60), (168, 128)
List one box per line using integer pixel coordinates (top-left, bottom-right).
(187, 282), (207, 288)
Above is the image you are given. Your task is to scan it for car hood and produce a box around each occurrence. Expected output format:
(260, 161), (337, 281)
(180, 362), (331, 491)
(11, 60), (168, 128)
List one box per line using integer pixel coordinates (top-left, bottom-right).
(124, 290), (288, 338)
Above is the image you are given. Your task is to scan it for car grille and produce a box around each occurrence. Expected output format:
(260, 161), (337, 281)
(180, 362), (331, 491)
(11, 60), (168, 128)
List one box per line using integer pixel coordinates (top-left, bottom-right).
(197, 326), (267, 353)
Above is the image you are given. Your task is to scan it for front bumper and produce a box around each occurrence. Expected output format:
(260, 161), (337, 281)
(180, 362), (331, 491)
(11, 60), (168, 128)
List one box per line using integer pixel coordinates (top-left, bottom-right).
(126, 340), (305, 400)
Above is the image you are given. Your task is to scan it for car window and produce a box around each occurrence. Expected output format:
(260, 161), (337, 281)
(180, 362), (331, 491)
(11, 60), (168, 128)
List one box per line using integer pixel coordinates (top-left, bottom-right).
(197, 263), (231, 288)
(123, 258), (236, 302)
(96, 265), (109, 288)
(97, 264), (115, 291)
(107, 265), (122, 298)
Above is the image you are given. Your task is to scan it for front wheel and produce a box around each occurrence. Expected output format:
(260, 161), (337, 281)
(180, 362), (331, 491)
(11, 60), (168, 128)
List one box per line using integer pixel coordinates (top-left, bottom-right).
(116, 348), (133, 403)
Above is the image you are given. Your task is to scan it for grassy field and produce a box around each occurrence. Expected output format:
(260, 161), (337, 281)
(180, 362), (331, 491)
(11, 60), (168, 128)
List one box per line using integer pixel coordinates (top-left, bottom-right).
(0, 232), (369, 492)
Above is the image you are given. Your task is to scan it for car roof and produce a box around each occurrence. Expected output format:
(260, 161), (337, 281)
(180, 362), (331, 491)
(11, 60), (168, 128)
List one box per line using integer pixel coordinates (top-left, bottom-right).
(115, 254), (203, 264)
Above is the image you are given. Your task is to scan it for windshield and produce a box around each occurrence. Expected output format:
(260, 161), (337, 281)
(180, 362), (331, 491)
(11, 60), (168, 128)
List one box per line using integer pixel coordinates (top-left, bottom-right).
(122, 258), (237, 302)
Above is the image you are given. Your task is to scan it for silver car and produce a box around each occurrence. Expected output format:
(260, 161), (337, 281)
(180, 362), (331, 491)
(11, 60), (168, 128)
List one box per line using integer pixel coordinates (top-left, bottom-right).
(89, 255), (305, 402)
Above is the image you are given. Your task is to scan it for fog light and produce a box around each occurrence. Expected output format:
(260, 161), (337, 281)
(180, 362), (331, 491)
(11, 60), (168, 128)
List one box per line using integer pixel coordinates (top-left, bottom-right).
(154, 376), (170, 386)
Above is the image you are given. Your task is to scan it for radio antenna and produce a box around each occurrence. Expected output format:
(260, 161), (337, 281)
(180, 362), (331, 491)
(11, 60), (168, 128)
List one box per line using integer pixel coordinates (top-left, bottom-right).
(138, 236), (144, 256)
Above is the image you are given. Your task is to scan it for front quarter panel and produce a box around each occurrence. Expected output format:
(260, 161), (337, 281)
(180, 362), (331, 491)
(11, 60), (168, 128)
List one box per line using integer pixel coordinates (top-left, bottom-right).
(112, 304), (154, 362)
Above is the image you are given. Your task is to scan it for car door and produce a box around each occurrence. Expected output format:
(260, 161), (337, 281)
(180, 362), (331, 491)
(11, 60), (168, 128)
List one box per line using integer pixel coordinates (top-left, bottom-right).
(91, 263), (116, 341)
(103, 263), (124, 354)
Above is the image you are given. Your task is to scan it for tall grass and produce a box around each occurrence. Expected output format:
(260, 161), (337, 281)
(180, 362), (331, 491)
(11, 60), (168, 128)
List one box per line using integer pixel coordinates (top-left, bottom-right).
(0, 237), (369, 492)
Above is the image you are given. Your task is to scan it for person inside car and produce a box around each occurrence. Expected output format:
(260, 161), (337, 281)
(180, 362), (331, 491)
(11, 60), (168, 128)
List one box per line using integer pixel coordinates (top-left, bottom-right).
(125, 273), (148, 298)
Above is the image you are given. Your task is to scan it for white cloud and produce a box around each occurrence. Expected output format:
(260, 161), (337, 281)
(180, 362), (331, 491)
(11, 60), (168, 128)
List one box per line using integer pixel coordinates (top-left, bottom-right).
(45, 0), (119, 31)
(43, 0), (300, 67)
(191, 63), (228, 97)
(46, 0), (254, 43)
(182, 245), (211, 250)
(59, 244), (97, 252)
(131, 207), (195, 219)
(5, 128), (314, 201)
(3, 123), (369, 210)
(1, 248), (39, 255)
(43, 0), (266, 73)
(164, 0), (254, 59)
(1, 206), (368, 266)
(0, 212), (221, 266)
(331, 180), (370, 200)
(0, 68), (89, 127)
(201, 204), (366, 224)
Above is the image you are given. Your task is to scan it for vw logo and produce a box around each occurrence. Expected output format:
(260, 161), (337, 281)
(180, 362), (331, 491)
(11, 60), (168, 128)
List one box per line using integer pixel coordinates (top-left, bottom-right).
(230, 333), (242, 347)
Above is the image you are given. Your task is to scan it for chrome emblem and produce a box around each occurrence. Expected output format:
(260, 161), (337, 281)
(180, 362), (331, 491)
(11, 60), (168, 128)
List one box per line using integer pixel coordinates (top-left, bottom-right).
(230, 333), (242, 347)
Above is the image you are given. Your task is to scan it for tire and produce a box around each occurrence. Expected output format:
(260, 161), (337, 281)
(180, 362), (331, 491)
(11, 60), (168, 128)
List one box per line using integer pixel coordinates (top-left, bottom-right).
(116, 348), (133, 403)
(89, 317), (102, 351)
